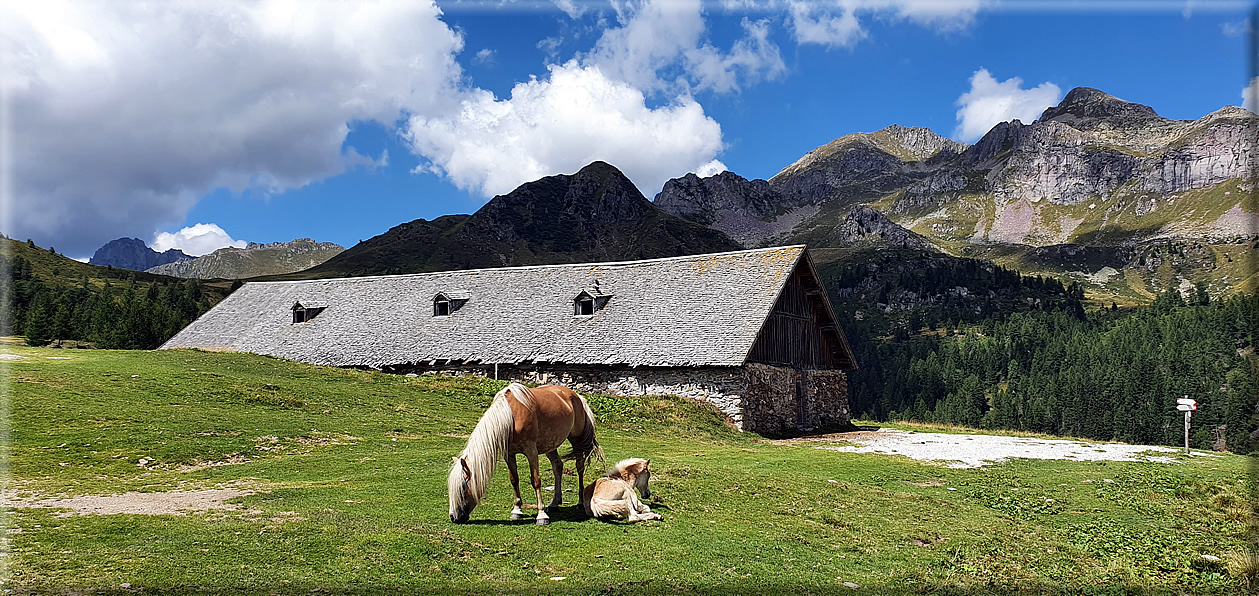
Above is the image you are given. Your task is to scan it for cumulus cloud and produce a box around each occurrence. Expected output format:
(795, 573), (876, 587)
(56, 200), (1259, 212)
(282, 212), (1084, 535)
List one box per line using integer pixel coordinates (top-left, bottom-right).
(788, 2), (866, 48)
(788, 0), (982, 48)
(405, 61), (725, 198)
(953, 68), (1062, 142)
(583, 0), (785, 94)
(1243, 76), (1258, 113)
(3, 0), (463, 256)
(152, 223), (247, 257)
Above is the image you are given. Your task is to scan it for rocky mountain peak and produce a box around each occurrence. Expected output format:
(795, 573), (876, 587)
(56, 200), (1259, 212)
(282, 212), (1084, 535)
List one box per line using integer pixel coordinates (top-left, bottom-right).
(869, 125), (969, 161)
(1038, 87), (1162, 129)
(88, 237), (190, 271)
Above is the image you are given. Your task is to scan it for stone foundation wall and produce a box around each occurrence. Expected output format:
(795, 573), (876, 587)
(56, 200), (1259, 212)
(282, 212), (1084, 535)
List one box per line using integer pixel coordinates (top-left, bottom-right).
(387, 362), (850, 434)
(742, 364), (850, 435)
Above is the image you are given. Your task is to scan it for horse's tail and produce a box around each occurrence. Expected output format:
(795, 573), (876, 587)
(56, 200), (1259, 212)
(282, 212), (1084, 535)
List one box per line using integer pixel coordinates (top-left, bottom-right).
(564, 392), (604, 468)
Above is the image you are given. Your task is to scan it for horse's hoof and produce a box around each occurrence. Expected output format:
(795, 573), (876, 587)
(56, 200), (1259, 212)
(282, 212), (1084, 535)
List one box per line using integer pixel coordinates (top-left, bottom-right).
(510, 512), (524, 520)
(536, 517), (551, 525)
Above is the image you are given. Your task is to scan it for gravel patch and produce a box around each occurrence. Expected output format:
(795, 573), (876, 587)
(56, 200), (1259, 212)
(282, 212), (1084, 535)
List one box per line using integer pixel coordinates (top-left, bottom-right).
(2, 488), (257, 517)
(812, 428), (1193, 468)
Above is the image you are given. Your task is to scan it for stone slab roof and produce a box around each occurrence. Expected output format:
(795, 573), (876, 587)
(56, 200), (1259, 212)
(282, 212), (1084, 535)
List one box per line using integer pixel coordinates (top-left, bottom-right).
(161, 245), (842, 369)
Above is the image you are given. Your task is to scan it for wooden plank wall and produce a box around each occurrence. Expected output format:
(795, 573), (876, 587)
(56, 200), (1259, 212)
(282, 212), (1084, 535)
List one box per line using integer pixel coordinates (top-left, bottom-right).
(747, 270), (834, 368)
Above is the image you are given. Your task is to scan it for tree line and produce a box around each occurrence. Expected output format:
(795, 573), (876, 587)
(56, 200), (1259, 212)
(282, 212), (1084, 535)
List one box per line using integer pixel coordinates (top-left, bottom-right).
(843, 288), (1258, 454)
(1, 254), (219, 349)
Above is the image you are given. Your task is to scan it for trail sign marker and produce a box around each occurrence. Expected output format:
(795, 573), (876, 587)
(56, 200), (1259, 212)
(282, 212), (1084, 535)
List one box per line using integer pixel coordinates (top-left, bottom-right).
(1178, 396), (1194, 454)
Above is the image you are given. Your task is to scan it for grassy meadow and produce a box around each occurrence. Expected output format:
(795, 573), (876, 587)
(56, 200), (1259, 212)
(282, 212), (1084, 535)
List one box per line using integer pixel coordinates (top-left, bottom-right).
(2, 347), (1256, 594)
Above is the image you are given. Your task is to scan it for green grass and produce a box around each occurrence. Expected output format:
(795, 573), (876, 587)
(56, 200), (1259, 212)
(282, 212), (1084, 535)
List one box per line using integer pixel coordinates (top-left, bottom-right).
(3, 347), (1256, 594)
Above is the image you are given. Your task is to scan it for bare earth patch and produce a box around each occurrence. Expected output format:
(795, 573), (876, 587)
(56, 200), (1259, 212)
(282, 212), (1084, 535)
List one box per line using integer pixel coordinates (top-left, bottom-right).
(2, 488), (257, 517)
(797, 428), (1195, 468)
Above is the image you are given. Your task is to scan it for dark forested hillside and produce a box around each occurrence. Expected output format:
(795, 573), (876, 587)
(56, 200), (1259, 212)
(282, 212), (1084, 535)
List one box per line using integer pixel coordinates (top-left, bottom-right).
(0, 239), (230, 348)
(831, 261), (1258, 454)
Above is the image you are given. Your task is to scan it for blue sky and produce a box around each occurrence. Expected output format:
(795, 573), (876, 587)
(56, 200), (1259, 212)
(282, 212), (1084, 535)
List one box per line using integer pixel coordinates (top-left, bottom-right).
(4, 0), (1254, 259)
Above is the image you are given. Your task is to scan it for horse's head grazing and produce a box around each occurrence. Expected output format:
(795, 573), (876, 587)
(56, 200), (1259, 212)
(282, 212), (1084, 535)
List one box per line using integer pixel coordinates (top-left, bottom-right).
(448, 455), (475, 523)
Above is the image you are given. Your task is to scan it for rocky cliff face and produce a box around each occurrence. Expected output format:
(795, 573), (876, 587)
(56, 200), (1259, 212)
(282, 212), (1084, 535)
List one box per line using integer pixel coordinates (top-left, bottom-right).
(973, 91), (1255, 207)
(832, 207), (937, 251)
(89, 238), (190, 271)
(653, 87), (1256, 299)
(658, 87), (1256, 250)
(145, 238), (344, 279)
(654, 171), (811, 247)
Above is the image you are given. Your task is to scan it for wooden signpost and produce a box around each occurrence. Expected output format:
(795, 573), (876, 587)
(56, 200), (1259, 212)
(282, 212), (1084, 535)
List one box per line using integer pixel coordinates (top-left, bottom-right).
(1176, 397), (1197, 454)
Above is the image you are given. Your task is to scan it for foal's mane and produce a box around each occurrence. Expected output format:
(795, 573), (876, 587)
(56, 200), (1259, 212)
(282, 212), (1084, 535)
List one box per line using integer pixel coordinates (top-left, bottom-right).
(607, 457), (647, 480)
(458, 382), (534, 502)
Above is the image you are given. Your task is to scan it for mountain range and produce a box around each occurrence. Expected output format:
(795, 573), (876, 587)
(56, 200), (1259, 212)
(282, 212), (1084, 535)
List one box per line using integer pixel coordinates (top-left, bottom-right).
(654, 87), (1257, 302)
(86, 87), (1257, 304)
(145, 239), (344, 279)
(276, 160), (739, 279)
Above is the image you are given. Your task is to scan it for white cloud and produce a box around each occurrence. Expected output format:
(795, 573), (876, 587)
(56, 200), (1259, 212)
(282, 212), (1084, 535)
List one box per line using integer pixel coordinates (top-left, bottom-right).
(788, 2), (866, 48)
(405, 61), (725, 198)
(553, 0), (586, 19)
(1221, 18), (1252, 37)
(583, 0), (785, 94)
(152, 223), (247, 257)
(788, 0), (983, 48)
(474, 48), (495, 64)
(1244, 76), (1258, 113)
(3, 0), (463, 256)
(953, 68), (1062, 142)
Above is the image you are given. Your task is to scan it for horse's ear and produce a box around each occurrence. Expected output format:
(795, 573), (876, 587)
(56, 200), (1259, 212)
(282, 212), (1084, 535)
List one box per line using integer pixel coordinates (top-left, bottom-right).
(459, 456), (471, 476)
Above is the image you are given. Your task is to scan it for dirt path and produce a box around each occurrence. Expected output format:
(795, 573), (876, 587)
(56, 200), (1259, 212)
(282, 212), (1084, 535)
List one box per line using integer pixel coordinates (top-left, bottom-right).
(2, 488), (256, 517)
(780, 428), (1195, 468)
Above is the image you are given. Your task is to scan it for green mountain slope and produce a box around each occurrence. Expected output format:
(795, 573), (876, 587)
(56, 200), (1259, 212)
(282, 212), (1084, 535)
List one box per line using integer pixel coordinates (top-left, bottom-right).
(1, 238), (234, 347)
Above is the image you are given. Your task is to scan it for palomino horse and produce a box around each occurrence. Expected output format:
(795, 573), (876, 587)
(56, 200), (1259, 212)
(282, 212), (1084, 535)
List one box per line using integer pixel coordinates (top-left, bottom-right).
(581, 458), (660, 522)
(448, 382), (602, 525)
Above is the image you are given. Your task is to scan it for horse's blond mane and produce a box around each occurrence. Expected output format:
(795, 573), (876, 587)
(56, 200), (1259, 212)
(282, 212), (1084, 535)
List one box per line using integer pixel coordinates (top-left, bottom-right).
(449, 383), (534, 509)
(607, 457), (647, 478)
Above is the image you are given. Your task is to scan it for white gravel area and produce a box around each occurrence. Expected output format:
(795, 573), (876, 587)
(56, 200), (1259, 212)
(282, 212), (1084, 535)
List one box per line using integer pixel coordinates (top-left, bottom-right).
(818, 428), (1193, 468)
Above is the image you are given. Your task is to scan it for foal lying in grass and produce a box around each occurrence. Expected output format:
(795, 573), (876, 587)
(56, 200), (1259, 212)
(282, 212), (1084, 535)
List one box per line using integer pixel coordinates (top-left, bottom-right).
(581, 458), (661, 522)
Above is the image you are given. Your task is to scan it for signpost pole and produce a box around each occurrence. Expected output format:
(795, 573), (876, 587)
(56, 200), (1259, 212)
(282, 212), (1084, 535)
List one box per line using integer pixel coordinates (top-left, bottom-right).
(1184, 410), (1190, 455)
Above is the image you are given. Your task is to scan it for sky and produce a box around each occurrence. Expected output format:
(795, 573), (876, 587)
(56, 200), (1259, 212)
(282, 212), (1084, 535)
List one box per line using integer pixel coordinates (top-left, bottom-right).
(2, 0), (1255, 260)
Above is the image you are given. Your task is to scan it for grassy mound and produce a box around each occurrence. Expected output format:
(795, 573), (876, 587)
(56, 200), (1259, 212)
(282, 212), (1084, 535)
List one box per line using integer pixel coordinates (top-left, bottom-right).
(4, 348), (1255, 594)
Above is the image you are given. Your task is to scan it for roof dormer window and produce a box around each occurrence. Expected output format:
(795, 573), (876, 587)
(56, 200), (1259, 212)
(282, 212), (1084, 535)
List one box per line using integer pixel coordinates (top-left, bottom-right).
(576, 294), (594, 316)
(433, 291), (469, 317)
(573, 288), (610, 317)
(291, 301), (326, 324)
